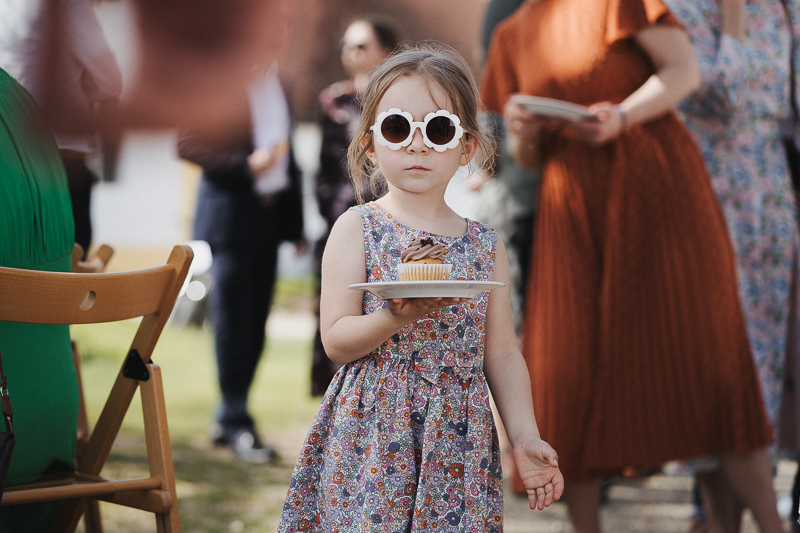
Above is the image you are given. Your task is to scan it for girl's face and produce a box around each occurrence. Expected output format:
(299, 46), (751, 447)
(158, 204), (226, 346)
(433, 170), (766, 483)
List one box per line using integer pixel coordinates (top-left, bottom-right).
(367, 75), (477, 199)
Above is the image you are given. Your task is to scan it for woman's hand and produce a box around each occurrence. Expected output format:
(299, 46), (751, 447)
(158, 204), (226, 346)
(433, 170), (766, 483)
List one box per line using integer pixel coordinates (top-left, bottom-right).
(504, 99), (546, 140)
(513, 437), (564, 510)
(564, 102), (625, 146)
(248, 141), (289, 176)
(503, 98), (553, 170)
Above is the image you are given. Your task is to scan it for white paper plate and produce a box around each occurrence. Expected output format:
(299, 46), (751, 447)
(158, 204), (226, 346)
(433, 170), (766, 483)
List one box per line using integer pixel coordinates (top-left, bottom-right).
(509, 94), (597, 122)
(349, 280), (505, 300)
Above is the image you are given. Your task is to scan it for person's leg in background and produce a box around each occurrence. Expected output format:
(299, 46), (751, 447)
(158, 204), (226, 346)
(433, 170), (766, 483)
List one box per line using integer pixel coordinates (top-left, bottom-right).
(309, 233), (341, 396)
(565, 480), (602, 533)
(698, 448), (785, 533)
(507, 213), (534, 310)
(208, 234), (278, 464)
(59, 152), (96, 257)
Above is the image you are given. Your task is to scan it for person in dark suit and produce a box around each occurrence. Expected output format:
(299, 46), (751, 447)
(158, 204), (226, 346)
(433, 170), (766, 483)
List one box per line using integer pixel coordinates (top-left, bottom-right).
(178, 63), (304, 463)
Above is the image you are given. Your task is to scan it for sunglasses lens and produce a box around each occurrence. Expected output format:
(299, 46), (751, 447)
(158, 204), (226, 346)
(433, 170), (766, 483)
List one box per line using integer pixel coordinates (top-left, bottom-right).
(425, 116), (456, 146)
(381, 114), (411, 144)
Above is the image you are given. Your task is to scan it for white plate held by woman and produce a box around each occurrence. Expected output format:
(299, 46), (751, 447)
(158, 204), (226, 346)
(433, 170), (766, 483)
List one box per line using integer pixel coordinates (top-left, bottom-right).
(509, 94), (597, 122)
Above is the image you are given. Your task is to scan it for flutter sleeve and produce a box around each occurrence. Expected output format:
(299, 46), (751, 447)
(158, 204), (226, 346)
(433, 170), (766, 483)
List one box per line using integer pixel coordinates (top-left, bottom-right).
(666, 0), (754, 116)
(605, 0), (681, 44)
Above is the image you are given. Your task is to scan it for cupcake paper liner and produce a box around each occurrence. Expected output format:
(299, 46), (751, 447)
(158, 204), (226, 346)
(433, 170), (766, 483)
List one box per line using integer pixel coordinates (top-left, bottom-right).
(397, 263), (453, 281)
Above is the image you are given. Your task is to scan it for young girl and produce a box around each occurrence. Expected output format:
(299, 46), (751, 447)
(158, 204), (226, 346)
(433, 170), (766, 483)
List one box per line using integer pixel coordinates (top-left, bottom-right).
(277, 44), (563, 532)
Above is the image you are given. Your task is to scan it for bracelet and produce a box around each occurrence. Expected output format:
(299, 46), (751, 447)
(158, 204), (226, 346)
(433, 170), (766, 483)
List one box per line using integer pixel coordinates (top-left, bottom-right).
(616, 104), (628, 132)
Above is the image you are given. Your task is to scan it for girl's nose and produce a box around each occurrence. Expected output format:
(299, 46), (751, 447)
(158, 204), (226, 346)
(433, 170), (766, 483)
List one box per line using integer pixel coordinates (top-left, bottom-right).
(406, 127), (428, 153)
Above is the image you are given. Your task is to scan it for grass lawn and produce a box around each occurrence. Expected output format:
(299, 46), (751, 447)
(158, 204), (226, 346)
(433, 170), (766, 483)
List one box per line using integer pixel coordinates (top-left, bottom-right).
(70, 277), (321, 532)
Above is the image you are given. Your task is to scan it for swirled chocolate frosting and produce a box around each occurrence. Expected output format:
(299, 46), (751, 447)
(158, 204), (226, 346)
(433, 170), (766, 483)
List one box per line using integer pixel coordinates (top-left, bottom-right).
(400, 237), (447, 262)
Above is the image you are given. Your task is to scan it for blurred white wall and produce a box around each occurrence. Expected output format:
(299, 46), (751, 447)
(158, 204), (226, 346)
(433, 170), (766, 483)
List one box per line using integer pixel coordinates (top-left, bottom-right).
(92, 2), (187, 251)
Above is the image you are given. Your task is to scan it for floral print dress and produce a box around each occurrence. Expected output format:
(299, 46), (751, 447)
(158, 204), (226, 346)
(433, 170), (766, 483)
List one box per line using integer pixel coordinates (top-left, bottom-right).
(278, 203), (503, 532)
(665, 0), (800, 446)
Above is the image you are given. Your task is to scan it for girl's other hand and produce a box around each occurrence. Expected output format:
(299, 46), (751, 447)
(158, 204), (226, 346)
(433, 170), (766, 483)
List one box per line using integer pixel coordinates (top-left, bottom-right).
(386, 297), (469, 322)
(564, 101), (623, 146)
(513, 438), (564, 510)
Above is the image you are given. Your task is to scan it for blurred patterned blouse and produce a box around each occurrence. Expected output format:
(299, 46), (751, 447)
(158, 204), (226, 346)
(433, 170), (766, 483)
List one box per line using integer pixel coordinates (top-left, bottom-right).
(666, 0), (800, 444)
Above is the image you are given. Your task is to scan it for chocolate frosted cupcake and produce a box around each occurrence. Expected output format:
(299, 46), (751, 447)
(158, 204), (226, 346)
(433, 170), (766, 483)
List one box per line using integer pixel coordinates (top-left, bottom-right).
(398, 237), (453, 281)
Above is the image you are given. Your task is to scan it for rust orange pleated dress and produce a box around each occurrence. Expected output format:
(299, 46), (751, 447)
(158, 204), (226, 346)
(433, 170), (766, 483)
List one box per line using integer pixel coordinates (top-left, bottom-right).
(481, 0), (774, 482)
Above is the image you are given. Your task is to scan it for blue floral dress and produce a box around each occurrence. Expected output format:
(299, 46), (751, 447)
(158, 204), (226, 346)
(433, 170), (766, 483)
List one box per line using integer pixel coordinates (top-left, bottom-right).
(665, 0), (800, 450)
(278, 203), (503, 532)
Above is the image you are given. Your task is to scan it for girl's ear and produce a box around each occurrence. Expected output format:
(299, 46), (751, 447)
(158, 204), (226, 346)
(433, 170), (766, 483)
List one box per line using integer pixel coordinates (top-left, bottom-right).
(459, 135), (478, 166)
(361, 136), (378, 166)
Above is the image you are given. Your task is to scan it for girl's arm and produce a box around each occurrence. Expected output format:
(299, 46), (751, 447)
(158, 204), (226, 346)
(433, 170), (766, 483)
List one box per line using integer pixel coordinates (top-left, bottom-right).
(320, 210), (466, 365)
(568, 23), (702, 145)
(483, 237), (564, 510)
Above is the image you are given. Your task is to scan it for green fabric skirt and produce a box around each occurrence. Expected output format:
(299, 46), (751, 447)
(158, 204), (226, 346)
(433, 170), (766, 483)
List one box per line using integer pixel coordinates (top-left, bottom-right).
(0, 68), (79, 490)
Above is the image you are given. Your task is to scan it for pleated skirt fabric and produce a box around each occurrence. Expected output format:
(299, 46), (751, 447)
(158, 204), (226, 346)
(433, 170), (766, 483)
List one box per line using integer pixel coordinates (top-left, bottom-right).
(522, 114), (774, 482)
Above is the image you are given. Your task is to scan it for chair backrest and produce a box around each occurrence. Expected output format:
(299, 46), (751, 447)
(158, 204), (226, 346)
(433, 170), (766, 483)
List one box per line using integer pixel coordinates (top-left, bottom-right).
(0, 244), (193, 532)
(2, 257), (178, 325)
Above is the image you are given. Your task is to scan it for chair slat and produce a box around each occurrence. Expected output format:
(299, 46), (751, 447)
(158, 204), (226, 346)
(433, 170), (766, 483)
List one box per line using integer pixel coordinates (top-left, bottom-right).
(0, 266), (174, 324)
(2, 476), (163, 504)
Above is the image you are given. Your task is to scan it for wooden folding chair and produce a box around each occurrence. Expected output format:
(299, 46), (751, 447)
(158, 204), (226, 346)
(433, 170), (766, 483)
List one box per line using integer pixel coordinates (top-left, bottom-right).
(0, 244), (193, 533)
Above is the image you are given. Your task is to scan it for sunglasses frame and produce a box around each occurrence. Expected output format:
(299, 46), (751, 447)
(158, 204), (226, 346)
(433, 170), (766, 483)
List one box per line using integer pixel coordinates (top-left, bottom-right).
(370, 108), (464, 152)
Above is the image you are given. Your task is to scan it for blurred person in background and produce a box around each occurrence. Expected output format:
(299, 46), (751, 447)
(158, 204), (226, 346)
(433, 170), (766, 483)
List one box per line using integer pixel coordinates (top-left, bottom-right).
(310, 16), (400, 396)
(475, 0), (539, 498)
(0, 0), (123, 258)
(0, 67), (79, 532)
(664, 0), (800, 531)
(178, 61), (305, 464)
(477, 0), (535, 329)
(0, 0), (298, 135)
(481, 0), (785, 531)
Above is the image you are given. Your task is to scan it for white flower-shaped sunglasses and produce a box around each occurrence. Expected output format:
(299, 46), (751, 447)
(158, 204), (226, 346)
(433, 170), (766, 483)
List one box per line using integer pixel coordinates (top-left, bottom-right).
(370, 108), (464, 152)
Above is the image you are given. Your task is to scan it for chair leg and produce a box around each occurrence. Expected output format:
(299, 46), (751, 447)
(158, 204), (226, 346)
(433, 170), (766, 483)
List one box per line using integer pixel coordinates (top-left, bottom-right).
(47, 343), (95, 533)
(71, 341), (91, 453)
(49, 365), (181, 533)
(74, 341), (102, 532)
(49, 499), (87, 533)
(141, 364), (181, 533)
(83, 500), (103, 533)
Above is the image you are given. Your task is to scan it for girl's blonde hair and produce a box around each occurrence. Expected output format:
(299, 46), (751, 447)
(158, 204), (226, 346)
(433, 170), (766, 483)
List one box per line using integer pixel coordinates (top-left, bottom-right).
(346, 42), (495, 203)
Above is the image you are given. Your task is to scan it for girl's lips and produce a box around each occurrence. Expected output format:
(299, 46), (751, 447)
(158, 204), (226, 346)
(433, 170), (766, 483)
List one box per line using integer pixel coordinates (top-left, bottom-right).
(407, 165), (429, 170)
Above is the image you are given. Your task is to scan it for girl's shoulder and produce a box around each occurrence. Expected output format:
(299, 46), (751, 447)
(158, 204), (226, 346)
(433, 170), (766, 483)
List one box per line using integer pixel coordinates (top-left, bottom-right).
(470, 219), (496, 235)
(329, 208), (365, 241)
(466, 219), (498, 245)
(349, 202), (382, 229)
